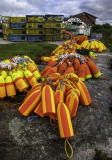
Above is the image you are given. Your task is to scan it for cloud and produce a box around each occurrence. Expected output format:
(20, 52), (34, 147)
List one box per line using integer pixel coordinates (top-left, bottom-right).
(79, 0), (112, 25)
(0, 0), (112, 25)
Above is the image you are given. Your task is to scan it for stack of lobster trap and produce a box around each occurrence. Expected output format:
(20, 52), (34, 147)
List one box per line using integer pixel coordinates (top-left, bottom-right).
(10, 17), (27, 41)
(2, 15), (64, 42)
(26, 15), (45, 41)
(2, 16), (11, 40)
(44, 15), (64, 41)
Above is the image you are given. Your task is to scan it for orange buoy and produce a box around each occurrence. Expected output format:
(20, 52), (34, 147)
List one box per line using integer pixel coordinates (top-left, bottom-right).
(58, 62), (68, 75)
(42, 85), (56, 116)
(40, 66), (51, 76)
(34, 102), (44, 117)
(75, 80), (91, 106)
(73, 58), (80, 74)
(65, 92), (79, 118)
(66, 88), (80, 98)
(54, 89), (64, 107)
(57, 103), (74, 138)
(56, 84), (66, 96)
(47, 73), (60, 82)
(77, 63), (86, 81)
(43, 66), (58, 77)
(19, 90), (41, 116)
(86, 58), (101, 78)
(63, 65), (75, 75)
(84, 62), (92, 79)
(24, 86), (41, 101)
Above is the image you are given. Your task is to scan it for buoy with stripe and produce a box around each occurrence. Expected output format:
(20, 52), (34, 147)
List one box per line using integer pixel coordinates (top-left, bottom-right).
(58, 62), (68, 75)
(42, 85), (56, 116)
(34, 101), (44, 117)
(5, 76), (16, 98)
(24, 70), (37, 87)
(65, 92), (79, 118)
(66, 88), (80, 99)
(12, 73), (28, 92)
(24, 85), (41, 101)
(86, 58), (101, 78)
(27, 62), (41, 79)
(75, 80), (91, 106)
(63, 65), (75, 75)
(19, 89), (41, 116)
(41, 56), (51, 62)
(73, 58), (80, 74)
(16, 70), (29, 88)
(0, 76), (6, 98)
(84, 62), (92, 79)
(57, 102), (74, 138)
(77, 63), (86, 81)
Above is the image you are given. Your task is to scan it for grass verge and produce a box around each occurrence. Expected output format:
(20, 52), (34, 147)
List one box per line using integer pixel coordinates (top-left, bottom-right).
(0, 42), (57, 64)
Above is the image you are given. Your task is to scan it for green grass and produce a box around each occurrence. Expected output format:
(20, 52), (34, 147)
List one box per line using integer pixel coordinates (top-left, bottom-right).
(0, 42), (57, 64)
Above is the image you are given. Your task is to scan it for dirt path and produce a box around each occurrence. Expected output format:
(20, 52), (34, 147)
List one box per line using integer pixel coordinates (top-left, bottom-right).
(0, 52), (112, 160)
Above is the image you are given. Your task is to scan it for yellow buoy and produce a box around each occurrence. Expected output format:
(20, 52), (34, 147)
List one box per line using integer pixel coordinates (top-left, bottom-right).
(0, 76), (6, 98)
(5, 76), (16, 98)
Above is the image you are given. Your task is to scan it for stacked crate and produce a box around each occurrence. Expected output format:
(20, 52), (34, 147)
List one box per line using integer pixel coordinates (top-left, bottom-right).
(26, 15), (45, 41)
(44, 15), (64, 41)
(10, 17), (27, 41)
(2, 16), (11, 40)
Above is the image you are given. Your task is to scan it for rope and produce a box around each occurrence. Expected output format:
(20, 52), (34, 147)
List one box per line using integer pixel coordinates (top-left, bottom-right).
(47, 78), (55, 91)
(27, 115), (39, 122)
(65, 138), (73, 158)
(50, 118), (56, 127)
(89, 103), (99, 109)
(59, 80), (64, 103)
(63, 78), (77, 90)
(59, 80), (63, 90)
(100, 77), (107, 80)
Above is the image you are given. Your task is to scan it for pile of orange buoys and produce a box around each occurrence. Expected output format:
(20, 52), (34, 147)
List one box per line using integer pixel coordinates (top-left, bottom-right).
(1, 37), (106, 158)
(0, 56), (41, 99)
(41, 53), (101, 82)
(18, 73), (93, 158)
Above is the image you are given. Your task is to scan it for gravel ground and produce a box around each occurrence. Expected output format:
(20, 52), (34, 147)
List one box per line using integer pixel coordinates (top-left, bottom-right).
(0, 38), (65, 45)
(0, 51), (112, 160)
(0, 38), (14, 44)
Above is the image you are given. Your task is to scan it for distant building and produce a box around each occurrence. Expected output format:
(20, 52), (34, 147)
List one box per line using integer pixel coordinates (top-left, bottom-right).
(70, 12), (97, 26)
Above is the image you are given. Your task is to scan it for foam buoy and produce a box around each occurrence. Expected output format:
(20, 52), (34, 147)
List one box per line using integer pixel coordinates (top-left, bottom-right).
(57, 103), (74, 138)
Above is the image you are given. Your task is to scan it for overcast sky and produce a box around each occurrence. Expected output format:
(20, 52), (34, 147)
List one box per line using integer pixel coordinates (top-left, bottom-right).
(0, 0), (112, 25)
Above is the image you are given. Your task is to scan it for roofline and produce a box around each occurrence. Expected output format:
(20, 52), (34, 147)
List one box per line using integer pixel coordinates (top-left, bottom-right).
(70, 12), (97, 18)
